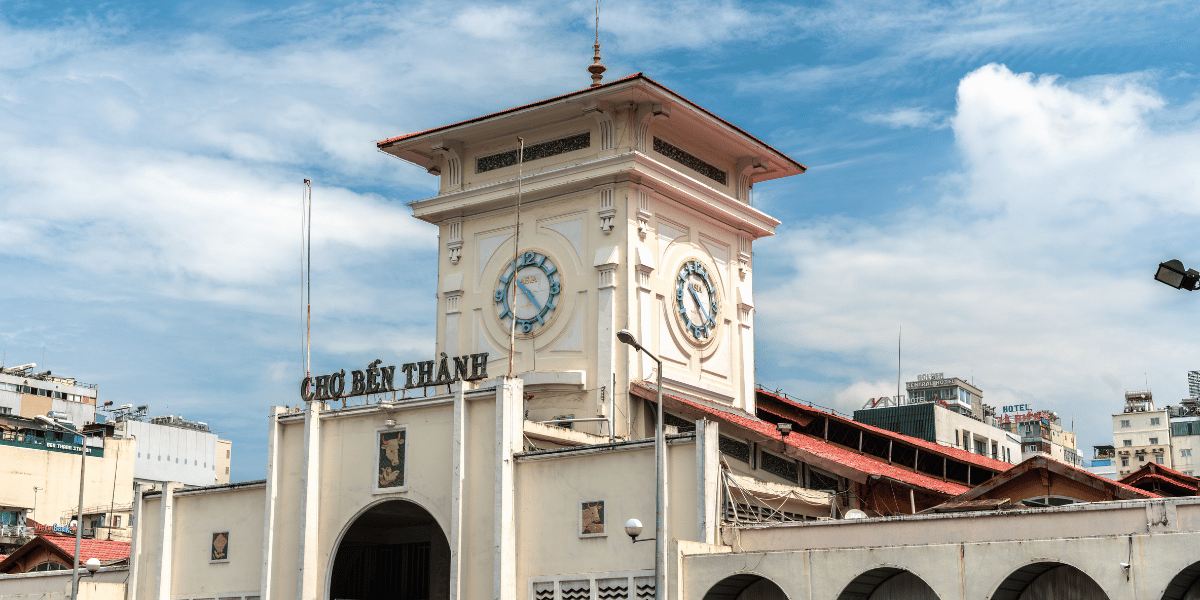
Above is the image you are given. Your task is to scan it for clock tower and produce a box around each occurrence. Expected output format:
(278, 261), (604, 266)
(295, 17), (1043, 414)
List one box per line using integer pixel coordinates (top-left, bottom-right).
(378, 74), (805, 440)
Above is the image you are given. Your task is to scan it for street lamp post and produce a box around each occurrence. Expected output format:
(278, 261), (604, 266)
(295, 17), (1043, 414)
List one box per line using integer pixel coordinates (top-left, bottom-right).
(615, 329), (666, 600)
(36, 415), (86, 600)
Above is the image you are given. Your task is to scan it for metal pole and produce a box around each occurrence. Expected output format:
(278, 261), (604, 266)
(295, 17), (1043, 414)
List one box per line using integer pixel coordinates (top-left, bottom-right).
(71, 432), (86, 600)
(654, 356), (665, 600)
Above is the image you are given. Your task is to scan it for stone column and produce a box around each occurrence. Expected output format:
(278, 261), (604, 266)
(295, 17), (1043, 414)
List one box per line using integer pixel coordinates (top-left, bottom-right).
(155, 482), (179, 600)
(260, 406), (284, 600)
(493, 377), (524, 600)
(296, 401), (322, 599)
(449, 387), (467, 600)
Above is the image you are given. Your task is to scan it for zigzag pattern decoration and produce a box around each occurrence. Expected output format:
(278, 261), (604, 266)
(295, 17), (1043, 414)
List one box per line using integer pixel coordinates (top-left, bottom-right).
(596, 578), (629, 600)
(561, 580), (591, 600)
(533, 582), (555, 600)
(634, 577), (655, 600)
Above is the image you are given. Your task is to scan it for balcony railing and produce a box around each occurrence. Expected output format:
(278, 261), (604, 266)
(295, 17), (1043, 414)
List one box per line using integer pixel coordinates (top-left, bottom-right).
(0, 524), (27, 537)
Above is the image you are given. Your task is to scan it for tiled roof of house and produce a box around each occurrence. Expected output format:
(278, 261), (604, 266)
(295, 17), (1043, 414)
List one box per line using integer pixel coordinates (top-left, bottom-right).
(756, 387), (1014, 472)
(630, 383), (970, 496)
(1119, 462), (1199, 490)
(938, 455), (1160, 506)
(42, 536), (131, 562)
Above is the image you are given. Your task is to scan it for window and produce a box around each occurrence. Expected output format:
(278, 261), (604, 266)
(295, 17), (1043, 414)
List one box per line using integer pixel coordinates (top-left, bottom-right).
(1123, 440), (1132, 447)
(1140, 455), (1146, 462)
(1120, 419), (1131, 428)
(1188, 471), (1195, 476)
(1121, 457), (1129, 466)
(1150, 438), (1159, 445)
(227, 449), (231, 459)
(0, 407), (10, 415)
(1151, 417), (1161, 425)
(1157, 456), (1164, 464)
(225, 467), (229, 474)
(955, 430), (960, 446)
(113, 515), (121, 528)
(1183, 449), (1193, 457)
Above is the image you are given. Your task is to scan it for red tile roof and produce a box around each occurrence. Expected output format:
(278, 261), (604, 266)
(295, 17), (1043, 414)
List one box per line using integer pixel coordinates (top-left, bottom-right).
(42, 536), (130, 562)
(630, 383), (970, 496)
(1122, 472), (1197, 495)
(1119, 462), (1199, 488)
(756, 388), (1014, 473)
(376, 73), (806, 172)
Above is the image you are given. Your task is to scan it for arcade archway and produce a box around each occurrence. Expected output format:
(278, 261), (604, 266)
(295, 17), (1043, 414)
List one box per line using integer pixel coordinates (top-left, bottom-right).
(1161, 560), (1200, 600)
(836, 567), (940, 600)
(991, 562), (1109, 600)
(328, 500), (450, 600)
(702, 574), (788, 600)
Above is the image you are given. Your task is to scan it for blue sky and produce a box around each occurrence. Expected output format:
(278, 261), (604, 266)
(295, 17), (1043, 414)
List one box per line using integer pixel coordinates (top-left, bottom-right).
(2, 0), (1199, 481)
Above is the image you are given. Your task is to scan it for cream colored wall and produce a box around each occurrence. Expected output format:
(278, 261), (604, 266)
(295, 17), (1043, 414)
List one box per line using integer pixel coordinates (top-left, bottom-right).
(514, 440), (700, 587)
(135, 494), (162, 596)
(214, 439), (232, 484)
(264, 412), (305, 600)
(464, 396), (498, 600)
(168, 487), (265, 597)
(631, 190), (752, 412)
(0, 437), (134, 526)
(438, 185), (615, 434)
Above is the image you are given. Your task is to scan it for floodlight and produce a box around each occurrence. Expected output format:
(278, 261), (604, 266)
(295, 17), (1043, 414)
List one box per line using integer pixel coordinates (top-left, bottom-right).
(1154, 259), (1199, 291)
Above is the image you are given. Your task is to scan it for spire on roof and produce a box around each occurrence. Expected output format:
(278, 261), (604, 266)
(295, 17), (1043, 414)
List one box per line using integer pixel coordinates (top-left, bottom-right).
(588, 0), (606, 87)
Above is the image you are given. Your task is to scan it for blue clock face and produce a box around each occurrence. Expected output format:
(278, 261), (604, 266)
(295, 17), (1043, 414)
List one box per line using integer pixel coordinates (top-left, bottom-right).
(675, 259), (719, 343)
(495, 251), (563, 336)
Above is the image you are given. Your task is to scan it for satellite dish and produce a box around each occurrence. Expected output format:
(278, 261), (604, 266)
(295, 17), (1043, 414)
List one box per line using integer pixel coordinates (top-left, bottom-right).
(844, 509), (868, 520)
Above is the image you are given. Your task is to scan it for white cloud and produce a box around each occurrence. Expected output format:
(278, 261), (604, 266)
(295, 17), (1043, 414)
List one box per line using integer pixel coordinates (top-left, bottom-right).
(862, 106), (947, 129)
(756, 64), (1200, 440)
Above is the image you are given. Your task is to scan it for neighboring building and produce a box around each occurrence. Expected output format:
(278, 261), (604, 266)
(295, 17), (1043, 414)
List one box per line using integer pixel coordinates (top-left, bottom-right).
(998, 410), (1081, 466)
(0, 364), (98, 428)
(0, 534), (129, 574)
(1167, 398), (1200, 475)
(1088, 444), (1118, 479)
(1113, 390), (1171, 476)
(854, 397), (1020, 463)
(0, 414), (135, 552)
(903, 372), (985, 417)
(113, 414), (232, 488)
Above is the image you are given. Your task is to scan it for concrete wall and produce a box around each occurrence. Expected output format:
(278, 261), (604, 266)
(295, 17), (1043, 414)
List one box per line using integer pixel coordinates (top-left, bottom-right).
(682, 498), (1200, 600)
(119, 421), (220, 487)
(0, 568), (128, 600)
(934, 404), (1020, 462)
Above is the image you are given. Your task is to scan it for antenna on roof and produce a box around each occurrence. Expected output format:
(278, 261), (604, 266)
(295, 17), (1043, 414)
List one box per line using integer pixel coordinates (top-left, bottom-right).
(588, 0), (606, 87)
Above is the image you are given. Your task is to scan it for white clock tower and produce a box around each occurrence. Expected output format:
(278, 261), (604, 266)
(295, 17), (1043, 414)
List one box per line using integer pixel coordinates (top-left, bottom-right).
(379, 73), (805, 440)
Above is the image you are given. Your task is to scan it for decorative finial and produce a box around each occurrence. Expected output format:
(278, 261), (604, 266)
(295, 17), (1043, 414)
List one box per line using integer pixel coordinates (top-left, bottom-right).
(589, 0), (606, 87)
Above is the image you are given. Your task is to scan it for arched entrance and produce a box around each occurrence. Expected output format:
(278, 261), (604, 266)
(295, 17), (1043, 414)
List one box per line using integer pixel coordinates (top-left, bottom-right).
(702, 574), (788, 600)
(991, 562), (1109, 600)
(328, 499), (450, 600)
(837, 567), (939, 600)
(1161, 561), (1200, 600)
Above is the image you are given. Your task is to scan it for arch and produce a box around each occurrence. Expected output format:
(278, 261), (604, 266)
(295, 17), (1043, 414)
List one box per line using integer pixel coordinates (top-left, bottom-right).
(836, 567), (940, 600)
(991, 562), (1109, 600)
(1161, 560), (1200, 600)
(702, 574), (789, 600)
(326, 498), (451, 600)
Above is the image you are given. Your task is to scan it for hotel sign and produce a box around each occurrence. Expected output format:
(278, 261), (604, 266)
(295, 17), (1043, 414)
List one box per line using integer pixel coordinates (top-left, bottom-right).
(300, 353), (490, 402)
(906, 373), (956, 390)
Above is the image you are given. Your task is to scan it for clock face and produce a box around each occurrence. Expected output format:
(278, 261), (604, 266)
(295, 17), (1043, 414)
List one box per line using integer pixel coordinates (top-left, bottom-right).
(495, 250), (563, 336)
(675, 259), (720, 344)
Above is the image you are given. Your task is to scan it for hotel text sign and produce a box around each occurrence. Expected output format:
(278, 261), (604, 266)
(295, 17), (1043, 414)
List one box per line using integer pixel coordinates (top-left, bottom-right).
(300, 352), (489, 402)
(906, 373), (955, 390)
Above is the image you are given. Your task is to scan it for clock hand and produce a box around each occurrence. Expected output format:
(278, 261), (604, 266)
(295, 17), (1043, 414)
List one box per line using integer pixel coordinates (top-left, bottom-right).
(688, 285), (710, 323)
(514, 279), (543, 312)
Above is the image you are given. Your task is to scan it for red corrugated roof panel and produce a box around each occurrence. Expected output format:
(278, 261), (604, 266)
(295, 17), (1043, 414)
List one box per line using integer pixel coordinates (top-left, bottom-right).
(42, 536), (131, 562)
(756, 388), (1014, 473)
(632, 383), (970, 496)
